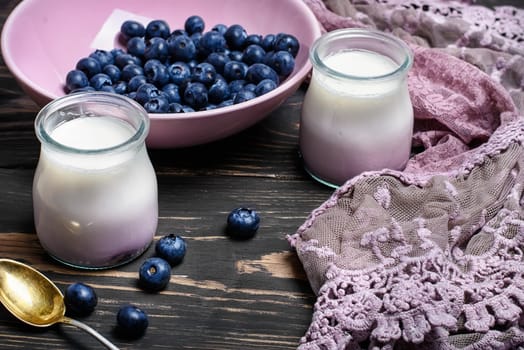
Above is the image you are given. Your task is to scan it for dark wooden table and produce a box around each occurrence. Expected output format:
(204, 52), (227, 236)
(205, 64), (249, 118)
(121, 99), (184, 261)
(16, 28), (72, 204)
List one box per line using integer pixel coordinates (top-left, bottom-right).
(2, 0), (521, 349)
(0, 1), (333, 349)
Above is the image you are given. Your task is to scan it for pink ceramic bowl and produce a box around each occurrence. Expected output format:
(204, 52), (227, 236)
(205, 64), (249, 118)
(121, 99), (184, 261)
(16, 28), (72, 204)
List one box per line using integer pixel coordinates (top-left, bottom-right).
(1, 0), (321, 148)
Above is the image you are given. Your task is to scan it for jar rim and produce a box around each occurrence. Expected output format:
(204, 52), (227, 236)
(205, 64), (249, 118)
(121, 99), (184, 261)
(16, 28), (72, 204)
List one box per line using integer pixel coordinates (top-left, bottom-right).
(35, 92), (150, 155)
(310, 28), (413, 81)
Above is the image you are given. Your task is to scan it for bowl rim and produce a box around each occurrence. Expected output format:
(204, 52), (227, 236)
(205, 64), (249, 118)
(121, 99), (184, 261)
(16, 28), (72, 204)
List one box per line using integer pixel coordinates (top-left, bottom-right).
(1, 0), (322, 120)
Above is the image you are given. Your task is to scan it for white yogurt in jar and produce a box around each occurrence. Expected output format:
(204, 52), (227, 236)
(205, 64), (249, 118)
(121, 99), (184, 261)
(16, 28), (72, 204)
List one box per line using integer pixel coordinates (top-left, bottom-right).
(33, 116), (158, 268)
(300, 48), (413, 186)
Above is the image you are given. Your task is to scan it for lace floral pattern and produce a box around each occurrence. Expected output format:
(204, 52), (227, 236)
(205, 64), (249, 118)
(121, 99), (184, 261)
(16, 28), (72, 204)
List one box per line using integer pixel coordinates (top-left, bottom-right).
(309, 0), (524, 113)
(356, 0), (524, 54)
(290, 121), (524, 349)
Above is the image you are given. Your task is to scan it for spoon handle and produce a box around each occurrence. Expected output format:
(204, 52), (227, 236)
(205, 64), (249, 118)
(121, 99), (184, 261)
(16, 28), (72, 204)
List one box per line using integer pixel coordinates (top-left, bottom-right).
(62, 316), (120, 350)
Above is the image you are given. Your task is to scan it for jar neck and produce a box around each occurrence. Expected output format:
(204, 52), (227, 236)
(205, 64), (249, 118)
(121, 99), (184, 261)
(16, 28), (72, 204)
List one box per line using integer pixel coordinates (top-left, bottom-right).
(35, 92), (149, 156)
(310, 28), (413, 83)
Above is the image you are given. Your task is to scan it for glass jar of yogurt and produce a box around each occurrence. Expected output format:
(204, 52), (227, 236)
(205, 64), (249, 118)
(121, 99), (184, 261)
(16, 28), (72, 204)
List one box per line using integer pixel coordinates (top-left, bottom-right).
(299, 28), (414, 188)
(33, 92), (158, 269)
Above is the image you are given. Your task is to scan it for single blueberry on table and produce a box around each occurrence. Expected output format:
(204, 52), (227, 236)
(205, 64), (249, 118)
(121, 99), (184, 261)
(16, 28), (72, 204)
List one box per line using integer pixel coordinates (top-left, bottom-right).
(76, 57), (101, 78)
(64, 282), (97, 316)
(138, 257), (171, 291)
(226, 208), (260, 239)
(65, 69), (89, 92)
(89, 73), (113, 91)
(155, 234), (187, 266)
(116, 305), (149, 336)
(120, 20), (146, 40)
(145, 19), (170, 39)
(184, 15), (205, 35)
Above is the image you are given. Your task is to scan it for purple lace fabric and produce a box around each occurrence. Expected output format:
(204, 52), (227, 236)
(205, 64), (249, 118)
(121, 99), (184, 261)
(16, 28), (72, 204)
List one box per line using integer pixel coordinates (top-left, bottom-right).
(289, 1), (524, 349)
(312, 0), (524, 111)
(290, 120), (524, 349)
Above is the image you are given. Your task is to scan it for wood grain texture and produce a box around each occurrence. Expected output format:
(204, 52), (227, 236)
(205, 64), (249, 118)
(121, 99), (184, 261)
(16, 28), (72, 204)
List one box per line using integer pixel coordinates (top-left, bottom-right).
(0, 1), (329, 348)
(2, 0), (514, 348)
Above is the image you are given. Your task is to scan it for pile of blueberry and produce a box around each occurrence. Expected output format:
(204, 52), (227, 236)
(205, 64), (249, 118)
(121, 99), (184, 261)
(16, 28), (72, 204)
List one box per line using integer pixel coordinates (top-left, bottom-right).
(61, 207), (260, 339)
(65, 15), (299, 113)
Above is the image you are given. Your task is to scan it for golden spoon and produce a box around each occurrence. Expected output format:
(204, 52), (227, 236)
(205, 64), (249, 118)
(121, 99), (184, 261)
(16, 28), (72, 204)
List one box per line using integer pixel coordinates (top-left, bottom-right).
(0, 258), (119, 350)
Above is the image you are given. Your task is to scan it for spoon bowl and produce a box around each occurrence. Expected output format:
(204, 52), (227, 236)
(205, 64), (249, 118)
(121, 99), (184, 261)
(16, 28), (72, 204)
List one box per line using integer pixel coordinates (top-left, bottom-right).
(0, 258), (64, 326)
(0, 259), (119, 349)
